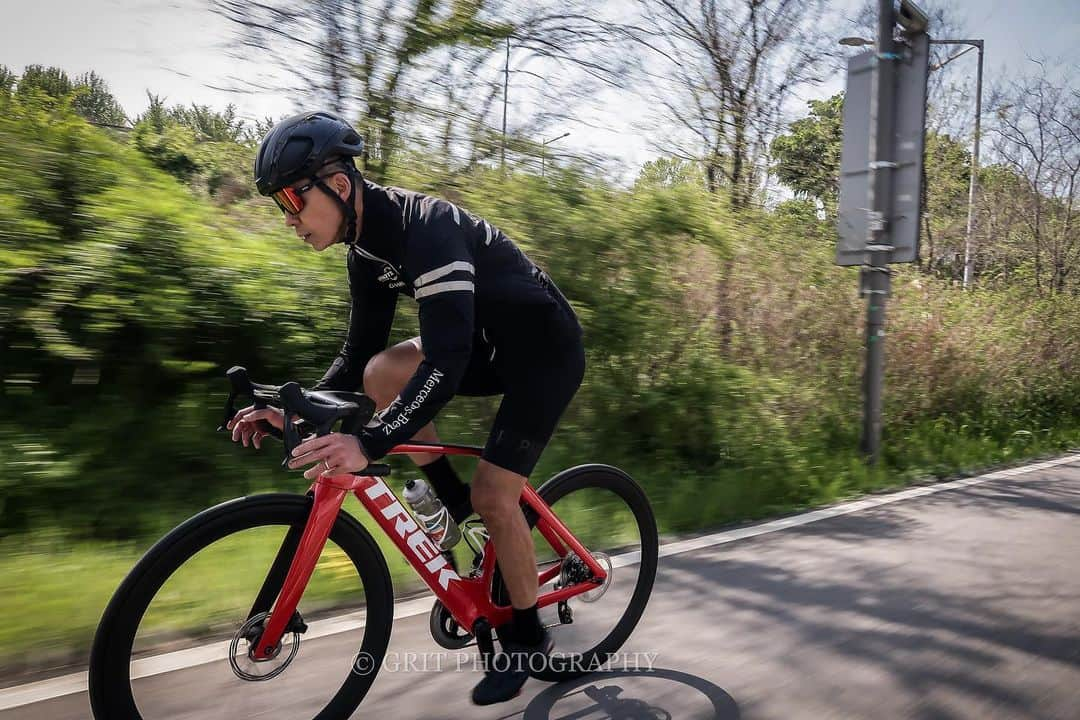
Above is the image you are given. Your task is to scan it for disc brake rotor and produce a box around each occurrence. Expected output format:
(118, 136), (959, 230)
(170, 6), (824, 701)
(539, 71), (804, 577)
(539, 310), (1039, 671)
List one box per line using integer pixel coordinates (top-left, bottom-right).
(228, 611), (302, 682)
(560, 551), (614, 603)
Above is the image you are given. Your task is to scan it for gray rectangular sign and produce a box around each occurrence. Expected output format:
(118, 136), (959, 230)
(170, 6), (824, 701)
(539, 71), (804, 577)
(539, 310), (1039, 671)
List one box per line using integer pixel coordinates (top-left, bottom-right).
(836, 33), (930, 266)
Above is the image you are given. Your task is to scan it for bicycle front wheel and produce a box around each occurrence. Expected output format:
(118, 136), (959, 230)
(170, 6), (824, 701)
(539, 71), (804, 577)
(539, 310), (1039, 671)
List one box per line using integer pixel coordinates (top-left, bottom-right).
(89, 493), (394, 720)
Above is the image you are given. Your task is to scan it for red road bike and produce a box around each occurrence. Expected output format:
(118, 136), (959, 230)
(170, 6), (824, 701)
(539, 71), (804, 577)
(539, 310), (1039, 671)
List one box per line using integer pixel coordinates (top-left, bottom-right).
(89, 367), (658, 719)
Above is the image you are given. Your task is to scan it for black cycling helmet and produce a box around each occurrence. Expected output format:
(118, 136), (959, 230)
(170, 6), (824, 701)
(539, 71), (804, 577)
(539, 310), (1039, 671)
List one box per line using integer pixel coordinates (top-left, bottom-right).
(254, 111), (366, 244)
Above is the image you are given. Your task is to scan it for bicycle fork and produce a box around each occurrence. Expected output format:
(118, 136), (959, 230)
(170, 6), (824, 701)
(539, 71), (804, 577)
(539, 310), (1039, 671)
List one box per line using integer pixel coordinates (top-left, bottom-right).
(250, 479), (347, 660)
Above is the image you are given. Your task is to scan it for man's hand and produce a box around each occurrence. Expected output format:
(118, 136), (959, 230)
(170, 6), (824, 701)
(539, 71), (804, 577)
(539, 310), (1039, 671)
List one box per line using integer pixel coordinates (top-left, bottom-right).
(226, 404), (288, 449)
(288, 433), (370, 479)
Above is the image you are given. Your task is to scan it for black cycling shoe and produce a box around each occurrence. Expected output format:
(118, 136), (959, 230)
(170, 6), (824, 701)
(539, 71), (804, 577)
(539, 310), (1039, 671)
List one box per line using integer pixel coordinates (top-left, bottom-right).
(471, 628), (554, 706)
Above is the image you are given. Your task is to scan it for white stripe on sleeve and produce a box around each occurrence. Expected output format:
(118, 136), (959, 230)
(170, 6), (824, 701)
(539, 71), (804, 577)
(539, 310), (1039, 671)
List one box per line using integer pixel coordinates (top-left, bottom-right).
(414, 280), (475, 299)
(413, 261), (475, 288)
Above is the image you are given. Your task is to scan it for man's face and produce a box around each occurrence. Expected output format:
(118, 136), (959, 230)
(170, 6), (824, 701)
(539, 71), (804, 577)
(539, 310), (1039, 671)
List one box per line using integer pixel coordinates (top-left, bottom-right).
(281, 172), (352, 251)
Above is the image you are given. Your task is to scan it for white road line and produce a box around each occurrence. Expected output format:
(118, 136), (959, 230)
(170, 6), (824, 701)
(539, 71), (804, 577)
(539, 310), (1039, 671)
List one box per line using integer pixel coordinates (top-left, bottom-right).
(3, 452), (1077, 710)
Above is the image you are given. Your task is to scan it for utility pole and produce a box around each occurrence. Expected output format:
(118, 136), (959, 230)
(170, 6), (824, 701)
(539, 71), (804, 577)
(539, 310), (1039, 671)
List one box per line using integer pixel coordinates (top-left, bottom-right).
(501, 37), (509, 169)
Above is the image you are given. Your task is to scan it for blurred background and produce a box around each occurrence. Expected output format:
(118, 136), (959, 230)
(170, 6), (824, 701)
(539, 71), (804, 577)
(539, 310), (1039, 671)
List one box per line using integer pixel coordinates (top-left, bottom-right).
(0, 0), (1077, 679)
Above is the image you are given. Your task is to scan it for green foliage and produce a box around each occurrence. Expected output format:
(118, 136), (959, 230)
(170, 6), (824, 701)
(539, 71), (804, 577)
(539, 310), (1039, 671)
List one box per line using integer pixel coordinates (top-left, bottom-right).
(12, 65), (127, 127)
(132, 119), (201, 180)
(0, 65), (15, 97)
(634, 157), (708, 190)
(2, 93), (1079, 546)
(131, 95), (257, 200)
(166, 103), (248, 143)
(71, 71), (129, 127)
(15, 64), (75, 100)
(771, 94), (844, 208)
(0, 95), (346, 536)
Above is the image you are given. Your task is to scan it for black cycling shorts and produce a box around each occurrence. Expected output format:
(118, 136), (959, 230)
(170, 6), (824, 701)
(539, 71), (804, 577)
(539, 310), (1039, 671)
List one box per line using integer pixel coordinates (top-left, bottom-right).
(454, 279), (585, 477)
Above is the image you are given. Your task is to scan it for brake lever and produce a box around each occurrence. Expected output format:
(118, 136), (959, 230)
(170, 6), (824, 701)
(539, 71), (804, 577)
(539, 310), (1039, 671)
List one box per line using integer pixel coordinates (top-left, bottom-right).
(253, 395), (284, 440)
(281, 414), (303, 467)
(217, 391), (238, 433)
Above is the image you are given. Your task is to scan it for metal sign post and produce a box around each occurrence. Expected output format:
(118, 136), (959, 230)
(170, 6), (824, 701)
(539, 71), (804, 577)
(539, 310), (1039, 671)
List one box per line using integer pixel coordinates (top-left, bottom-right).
(836, 0), (930, 464)
(861, 0), (898, 464)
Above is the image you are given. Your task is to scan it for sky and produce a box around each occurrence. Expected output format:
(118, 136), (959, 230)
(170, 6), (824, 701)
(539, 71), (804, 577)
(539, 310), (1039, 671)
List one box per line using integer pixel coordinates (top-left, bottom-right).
(1, 0), (1076, 183)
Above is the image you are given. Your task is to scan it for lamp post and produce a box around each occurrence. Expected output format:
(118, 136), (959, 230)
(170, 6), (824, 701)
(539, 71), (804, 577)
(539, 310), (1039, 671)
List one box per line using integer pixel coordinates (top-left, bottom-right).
(937, 39), (984, 288)
(502, 37), (510, 170)
(841, 35), (985, 288)
(541, 132), (570, 177)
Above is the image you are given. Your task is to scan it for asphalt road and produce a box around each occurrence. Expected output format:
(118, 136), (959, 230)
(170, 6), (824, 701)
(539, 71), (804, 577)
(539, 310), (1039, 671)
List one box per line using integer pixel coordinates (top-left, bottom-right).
(4, 455), (1079, 719)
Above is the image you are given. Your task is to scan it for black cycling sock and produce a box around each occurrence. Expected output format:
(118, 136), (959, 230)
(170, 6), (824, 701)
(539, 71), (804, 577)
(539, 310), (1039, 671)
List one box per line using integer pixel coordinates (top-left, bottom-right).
(511, 603), (543, 646)
(419, 456), (472, 523)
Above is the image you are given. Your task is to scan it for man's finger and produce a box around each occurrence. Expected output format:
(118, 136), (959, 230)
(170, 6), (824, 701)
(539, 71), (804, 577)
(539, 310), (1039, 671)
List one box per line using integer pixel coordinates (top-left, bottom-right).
(292, 434), (337, 457)
(229, 405), (257, 428)
(242, 408), (273, 423)
(288, 448), (326, 470)
(227, 404), (255, 428)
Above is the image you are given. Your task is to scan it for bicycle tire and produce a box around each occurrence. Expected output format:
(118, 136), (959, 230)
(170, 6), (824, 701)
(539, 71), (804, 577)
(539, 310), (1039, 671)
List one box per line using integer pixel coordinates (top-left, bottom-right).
(88, 493), (394, 720)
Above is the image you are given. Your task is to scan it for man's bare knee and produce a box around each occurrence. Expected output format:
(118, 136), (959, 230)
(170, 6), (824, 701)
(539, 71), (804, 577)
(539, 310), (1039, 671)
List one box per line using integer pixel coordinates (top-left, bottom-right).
(471, 464), (526, 522)
(363, 339), (422, 409)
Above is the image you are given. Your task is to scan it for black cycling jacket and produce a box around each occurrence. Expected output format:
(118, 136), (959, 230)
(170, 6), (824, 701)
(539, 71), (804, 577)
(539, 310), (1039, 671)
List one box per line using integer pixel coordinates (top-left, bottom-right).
(313, 178), (571, 460)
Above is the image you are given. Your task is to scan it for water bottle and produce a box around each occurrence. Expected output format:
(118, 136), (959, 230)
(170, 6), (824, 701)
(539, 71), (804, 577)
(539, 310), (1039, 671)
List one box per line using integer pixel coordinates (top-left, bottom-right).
(403, 478), (462, 550)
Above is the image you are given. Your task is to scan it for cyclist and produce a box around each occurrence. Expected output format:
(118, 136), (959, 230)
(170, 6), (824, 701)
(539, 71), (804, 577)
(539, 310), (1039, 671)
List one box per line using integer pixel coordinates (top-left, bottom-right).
(226, 111), (585, 705)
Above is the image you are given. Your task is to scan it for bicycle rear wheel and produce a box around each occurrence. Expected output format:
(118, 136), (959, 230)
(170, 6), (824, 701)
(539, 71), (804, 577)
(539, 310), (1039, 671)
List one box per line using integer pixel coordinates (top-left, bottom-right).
(89, 493), (394, 720)
(493, 464), (659, 682)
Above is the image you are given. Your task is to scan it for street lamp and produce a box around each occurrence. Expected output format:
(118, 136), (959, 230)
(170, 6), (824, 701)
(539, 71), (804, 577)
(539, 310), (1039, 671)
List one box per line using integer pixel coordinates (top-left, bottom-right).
(541, 132), (570, 177)
(841, 34), (985, 288)
(932, 39), (984, 289)
(502, 37), (510, 170)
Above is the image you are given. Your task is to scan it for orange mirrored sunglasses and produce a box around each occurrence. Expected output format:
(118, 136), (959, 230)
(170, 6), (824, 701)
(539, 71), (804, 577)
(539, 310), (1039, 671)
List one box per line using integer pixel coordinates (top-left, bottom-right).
(270, 178), (319, 216)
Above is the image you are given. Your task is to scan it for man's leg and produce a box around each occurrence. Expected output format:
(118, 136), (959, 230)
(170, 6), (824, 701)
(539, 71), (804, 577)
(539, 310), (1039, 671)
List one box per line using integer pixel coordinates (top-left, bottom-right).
(362, 338), (443, 466)
(470, 460), (537, 610)
(362, 339), (472, 522)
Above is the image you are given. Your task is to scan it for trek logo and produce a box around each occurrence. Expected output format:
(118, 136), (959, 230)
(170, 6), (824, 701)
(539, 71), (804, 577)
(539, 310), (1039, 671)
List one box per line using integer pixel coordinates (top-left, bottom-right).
(378, 265), (405, 289)
(379, 369), (443, 435)
(364, 479), (460, 590)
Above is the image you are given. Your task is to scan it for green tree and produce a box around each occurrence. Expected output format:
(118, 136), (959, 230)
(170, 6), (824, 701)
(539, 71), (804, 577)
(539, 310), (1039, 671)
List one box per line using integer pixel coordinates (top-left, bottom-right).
(920, 132), (970, 277)
(71, 71), (129, 127)
(770, 94), (844, 210)
(15, 65), (74, 100)
(216, 0), (512, 181)
(12, 66), (128, 127)
(131, 95), (256, 198)
(0, 65), (15, 97)
(634, 157), (707, 190)
(168, 103), (246, 143)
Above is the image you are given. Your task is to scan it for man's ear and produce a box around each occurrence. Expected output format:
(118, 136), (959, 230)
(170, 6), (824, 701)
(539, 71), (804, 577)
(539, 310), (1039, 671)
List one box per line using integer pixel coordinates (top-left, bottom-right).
(332, 171), (352, 200)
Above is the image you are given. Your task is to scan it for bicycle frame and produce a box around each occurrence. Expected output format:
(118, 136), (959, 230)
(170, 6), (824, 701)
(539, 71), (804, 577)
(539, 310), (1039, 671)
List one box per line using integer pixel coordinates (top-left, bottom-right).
(252, 442), (608, 661)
